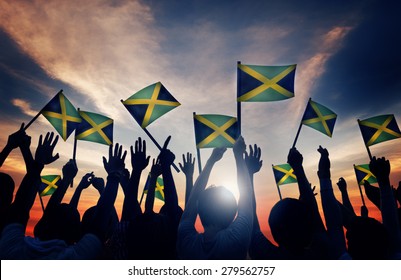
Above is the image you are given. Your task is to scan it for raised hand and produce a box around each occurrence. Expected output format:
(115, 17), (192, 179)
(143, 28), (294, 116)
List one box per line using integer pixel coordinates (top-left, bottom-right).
(62, 159), (78, 181)
(158, 136), (176, 168)
(369, 156), (391, 184)
(7, 123), (27, 150)
(77, 172), (95, 190)
(130, 137), (150, 173)
(337, 177), (347, 193)
(150, 157), (163, 178)
(103, 143), (127, 178)
(245, 144), (263, 175)
(233, 136), (246, 158)
(179, 153), (195, 176)
(287, 147), (303, 170)
(210, 147), (227, 163)
(317, 145), (330, 179)
(34, 132), (59, 166)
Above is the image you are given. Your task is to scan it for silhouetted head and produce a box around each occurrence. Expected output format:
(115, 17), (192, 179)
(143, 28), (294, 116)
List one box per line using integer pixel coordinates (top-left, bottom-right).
(0, 172), (15, 208)
(81, 205), (118, 239)
(346, 216), (390, 260)
(269, 198), (314, 253)
(198, 186), (237, 230)
(34, 203), (81, 245)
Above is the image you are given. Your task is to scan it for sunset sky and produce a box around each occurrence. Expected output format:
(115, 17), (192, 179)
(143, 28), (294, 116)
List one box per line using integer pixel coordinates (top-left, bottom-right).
(0, 0), (400, 239)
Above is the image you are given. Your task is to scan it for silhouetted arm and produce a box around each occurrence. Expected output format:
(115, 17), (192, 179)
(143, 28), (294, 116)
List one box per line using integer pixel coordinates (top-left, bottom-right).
(46, 159), (77, 211)
(69, 172), (94, 209)
(244, 144), (263, 232)
(0, 123), (26, 167)
(145, 158), (162, 214)
(363, 181), (381, 210)
(158, 136), (179, 214)
(121, 138), (149, 222)
(287, 147), (325, 231)
(180, 147), (226, 224)
(244, 143), (278, 259)
(90, 143), (126, 242)
(318, 146), (346, 258)
(336, 177), (356, 216)
(179, 152), (195, 206)
(370, 157), (401, 252)
(7, 132), (59, 227)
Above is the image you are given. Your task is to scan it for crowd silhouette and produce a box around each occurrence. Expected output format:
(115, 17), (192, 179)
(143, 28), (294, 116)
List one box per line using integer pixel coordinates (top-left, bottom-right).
(1, 124), (401, 260)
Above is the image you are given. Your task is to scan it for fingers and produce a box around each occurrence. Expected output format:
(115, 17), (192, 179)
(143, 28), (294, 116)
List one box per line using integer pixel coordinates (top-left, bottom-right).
(38, 134), (43, 147)
(51, 153), (60, 163)
(142, 138), (146, 153)
(163, 135), (171, 149)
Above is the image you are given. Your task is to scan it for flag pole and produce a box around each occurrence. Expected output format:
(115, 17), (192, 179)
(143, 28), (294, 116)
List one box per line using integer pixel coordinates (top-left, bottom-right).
(237, 61), (242, 135)
(276, 184), (283, 200)
(24, 89), (63, 130)
(70, 109), (80, 188)
(357, 119), (373, 161)
(291, 121), (303, 148)
(354, 164), (367, 207)
(272, 165), (283, 200)
(358, 184), (366, 207)
(193, 112), (203, 174)
(142, 126), (180, 173)
(38, 192), (45, 212)
(292, 98), (311, 148)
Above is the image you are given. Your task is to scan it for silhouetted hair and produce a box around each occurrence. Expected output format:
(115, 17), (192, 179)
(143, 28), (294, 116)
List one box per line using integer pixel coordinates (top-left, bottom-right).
(0, 172), (15, 207)
(346, 216), (390, 260)
(198, 186), (237, 229)
(81, 205), (119, 239)
(269, 198), (314, 252)
(34, 203), (81, 245)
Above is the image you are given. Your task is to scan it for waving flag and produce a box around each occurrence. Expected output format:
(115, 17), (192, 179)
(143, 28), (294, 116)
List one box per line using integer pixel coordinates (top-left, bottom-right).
(144, 175), (165, 202)
(75, 111), (113, 145)
(358, 114), (401, 147)
(301, 99), (337, 137)
(354, 164), (377, 185)
(122, 82), (180, 128)
(194, 114), (238, 148)
(41, 91), (81, 141)
(272, 164), (297, 186)
(237, 63), (296, 102)
(39, 175), (61, 197)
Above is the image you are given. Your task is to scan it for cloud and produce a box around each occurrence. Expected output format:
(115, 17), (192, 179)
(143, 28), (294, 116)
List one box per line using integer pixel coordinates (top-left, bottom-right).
(11, 99), (37, 117)
(0, 0), (167, 121)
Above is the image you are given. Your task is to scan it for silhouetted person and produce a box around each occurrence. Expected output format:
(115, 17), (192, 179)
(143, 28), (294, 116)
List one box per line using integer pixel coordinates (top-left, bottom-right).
(250, 147), (333, 259)
(177, 136), (253, 259)
(336, 177), (356, 216)
(369, 156), (401, 258)
(0, 172), (15, 235)
(346, 216), (391, 259)
(317, 146), (348, 259)
(34, 158), (79, 244)
(127, 136), (182, 259)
